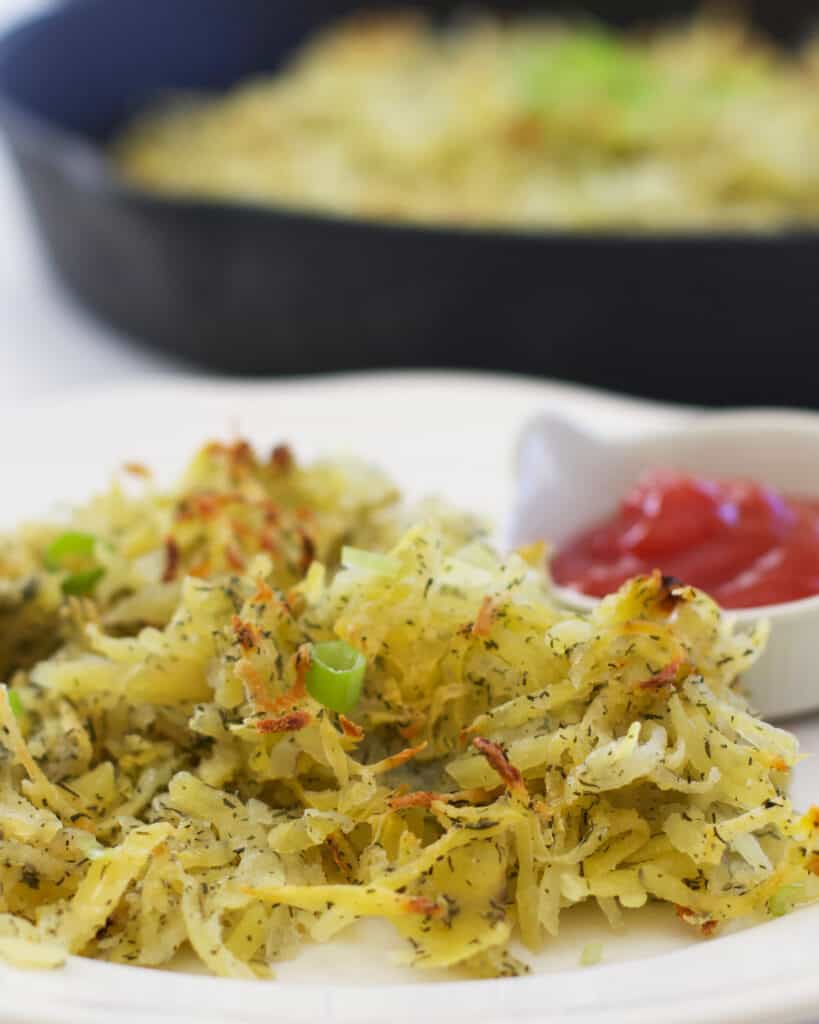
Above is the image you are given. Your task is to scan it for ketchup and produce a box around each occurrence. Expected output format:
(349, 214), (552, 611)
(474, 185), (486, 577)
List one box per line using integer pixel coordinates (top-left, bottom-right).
(551, 470), (819, 609)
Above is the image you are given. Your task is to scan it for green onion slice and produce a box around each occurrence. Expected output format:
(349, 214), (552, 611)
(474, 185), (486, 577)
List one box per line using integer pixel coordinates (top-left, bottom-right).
(341, 546), (399, 575)
(768, 883), (804, 918)
(62, 568), (106, 597)
(44, 531), (97, 571)
(44, 532), (105, 596)
(306, 641), (366, 714)
(7, 690), (24, 719)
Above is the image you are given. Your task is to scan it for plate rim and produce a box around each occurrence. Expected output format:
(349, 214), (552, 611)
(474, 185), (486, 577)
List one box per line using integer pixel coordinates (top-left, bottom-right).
(1, 369), (818, 1024)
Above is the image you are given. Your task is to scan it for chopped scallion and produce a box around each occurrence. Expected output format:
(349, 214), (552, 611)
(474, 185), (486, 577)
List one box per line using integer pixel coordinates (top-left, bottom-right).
(7, 689), (23, 719)
(341, 546), (399, 575)
(62, 568), (106, 597)
(768, 883), (804, 918)
(43, 532), (105, 596)
(306, 640), (366, 714)
(44, 531), (97, 571)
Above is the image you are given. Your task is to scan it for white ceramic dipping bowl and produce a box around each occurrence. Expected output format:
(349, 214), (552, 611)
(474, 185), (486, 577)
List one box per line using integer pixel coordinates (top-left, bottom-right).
(511, 409), (819, 721)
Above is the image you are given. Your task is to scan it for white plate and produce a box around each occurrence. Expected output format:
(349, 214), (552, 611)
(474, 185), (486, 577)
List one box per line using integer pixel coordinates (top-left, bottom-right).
(1, 371), (818, 1024)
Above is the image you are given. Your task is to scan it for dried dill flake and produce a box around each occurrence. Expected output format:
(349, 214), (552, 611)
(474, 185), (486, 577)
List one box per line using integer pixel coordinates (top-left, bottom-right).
(20, 865), (40, 890)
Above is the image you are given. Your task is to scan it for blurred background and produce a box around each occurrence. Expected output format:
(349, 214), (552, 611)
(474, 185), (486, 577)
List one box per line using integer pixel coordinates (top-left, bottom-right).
(0, 0), (176, 404)
(1, 0), (819, 408)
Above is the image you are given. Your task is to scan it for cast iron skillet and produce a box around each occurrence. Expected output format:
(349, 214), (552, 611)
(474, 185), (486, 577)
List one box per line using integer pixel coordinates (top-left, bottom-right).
(0, 0), (817, 405)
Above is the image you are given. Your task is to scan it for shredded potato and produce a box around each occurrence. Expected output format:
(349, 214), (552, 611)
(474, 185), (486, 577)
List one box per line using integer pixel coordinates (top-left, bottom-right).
(0, 441), (817, 979)
(114, 14), (819, 231)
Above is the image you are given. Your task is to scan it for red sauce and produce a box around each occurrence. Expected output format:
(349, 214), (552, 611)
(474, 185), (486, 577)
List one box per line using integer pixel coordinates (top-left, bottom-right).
(551, 470), (819, 609)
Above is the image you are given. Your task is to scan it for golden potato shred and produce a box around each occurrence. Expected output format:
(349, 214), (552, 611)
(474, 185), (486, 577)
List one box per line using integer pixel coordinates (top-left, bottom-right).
(0, 442), (818, 979)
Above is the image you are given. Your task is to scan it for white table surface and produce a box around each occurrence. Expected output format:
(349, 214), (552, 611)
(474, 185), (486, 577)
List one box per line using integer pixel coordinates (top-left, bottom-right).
(0, 0), (178, 405)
